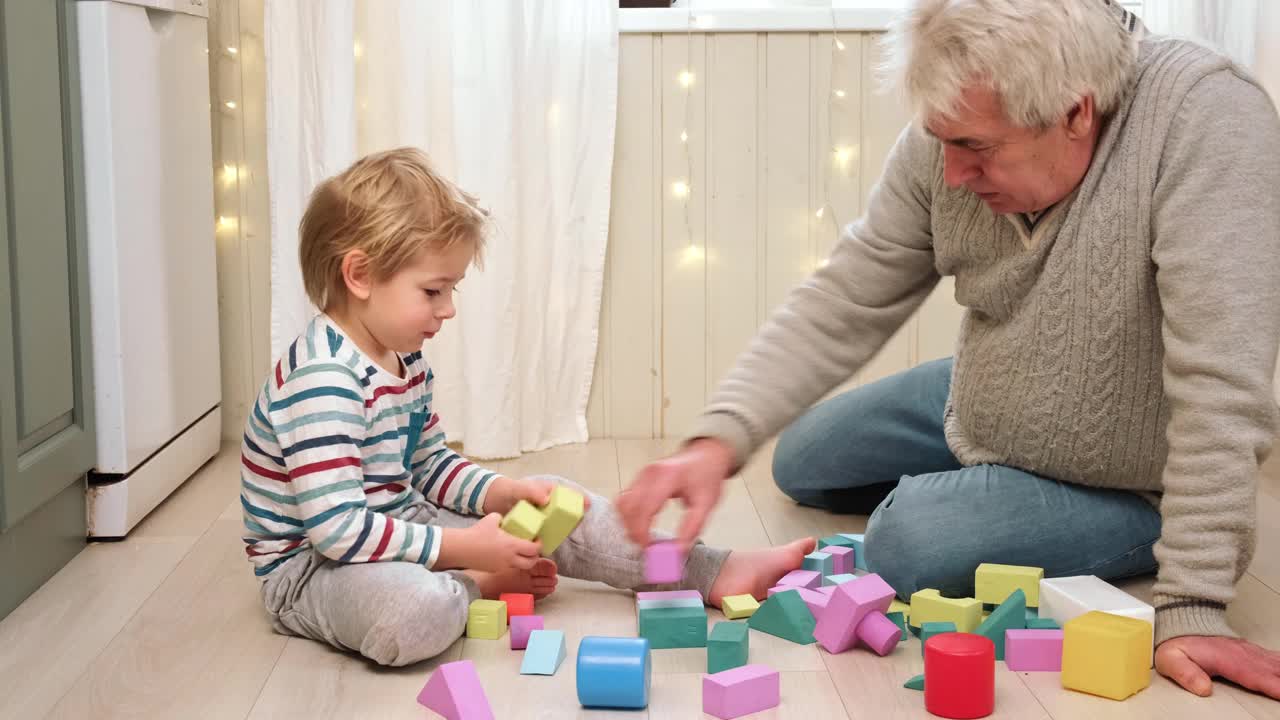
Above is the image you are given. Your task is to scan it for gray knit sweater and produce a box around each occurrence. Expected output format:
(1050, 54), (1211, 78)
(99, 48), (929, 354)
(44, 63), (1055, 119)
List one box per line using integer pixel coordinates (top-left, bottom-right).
(691, 37), (1280, 644)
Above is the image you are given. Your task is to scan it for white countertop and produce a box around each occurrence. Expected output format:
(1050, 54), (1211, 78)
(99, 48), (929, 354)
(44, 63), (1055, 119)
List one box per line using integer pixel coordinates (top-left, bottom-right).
(619, 0), (910, 33)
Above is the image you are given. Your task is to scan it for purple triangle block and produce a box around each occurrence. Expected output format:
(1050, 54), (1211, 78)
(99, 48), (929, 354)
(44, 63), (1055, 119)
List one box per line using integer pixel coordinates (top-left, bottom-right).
(417, 659), (494, 720)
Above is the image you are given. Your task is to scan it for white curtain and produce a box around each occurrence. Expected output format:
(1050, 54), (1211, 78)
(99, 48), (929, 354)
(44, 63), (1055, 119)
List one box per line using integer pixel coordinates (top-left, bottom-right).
(1141, 0), (1260, 67)
(266, 1), (618, 458)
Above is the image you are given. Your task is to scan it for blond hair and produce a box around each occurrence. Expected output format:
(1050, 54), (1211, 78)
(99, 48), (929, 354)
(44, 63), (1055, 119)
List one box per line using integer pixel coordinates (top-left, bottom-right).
(880, 0), (1139, 130)
(299, 147), (488, 310)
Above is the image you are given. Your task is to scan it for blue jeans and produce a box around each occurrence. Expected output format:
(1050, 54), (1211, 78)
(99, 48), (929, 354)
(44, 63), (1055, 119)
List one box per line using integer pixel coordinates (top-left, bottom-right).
(772, 357), (1161, 600)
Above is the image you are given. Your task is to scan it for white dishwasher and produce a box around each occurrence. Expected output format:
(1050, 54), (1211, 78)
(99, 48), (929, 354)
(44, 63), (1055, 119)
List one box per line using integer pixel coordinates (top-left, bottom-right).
(77, 0), (222, 538)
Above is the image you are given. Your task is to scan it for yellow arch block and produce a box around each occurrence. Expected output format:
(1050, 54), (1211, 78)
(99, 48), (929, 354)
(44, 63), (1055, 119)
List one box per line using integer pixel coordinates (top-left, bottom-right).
(908, 589), (981, 633)
(975, 563), (1044, 607)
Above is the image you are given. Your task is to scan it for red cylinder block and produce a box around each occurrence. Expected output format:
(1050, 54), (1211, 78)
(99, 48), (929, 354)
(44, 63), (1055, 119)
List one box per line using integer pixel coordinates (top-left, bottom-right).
(923, 633), (995, 719)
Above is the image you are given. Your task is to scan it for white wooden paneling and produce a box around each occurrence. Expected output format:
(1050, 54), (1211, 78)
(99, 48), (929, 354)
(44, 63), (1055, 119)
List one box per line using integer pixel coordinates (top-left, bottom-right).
(589, 30), (966, 438)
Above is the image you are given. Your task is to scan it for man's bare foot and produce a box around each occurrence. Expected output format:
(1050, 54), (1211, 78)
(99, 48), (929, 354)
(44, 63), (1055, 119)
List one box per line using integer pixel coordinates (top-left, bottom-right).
(465, 558), (559, 600)
(707, 537), (816, 607)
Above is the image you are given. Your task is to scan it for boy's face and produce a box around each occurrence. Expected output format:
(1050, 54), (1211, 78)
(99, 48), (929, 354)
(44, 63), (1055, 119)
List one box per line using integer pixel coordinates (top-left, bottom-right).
(364, 242), (474, 354)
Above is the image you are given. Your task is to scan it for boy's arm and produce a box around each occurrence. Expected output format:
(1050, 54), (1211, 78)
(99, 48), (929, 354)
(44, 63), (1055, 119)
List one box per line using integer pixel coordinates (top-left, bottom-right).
(408, 371), (500, 515)
(260, 360), (444, 567)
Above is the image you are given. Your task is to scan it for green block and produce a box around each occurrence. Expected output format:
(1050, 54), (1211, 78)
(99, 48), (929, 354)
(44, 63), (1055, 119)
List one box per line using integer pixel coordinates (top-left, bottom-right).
(708, 621), (749, 674)
(886, 611), (909, 642)
(975, 588), (1026, 661)
(747, 589), (816, 645)
(802, 551), (834, 577)
(920, 621), (957, 657)
(1027, 617), (1060, 630)
(1025, 606), (1040, 622)
(639, 605), (707, 649)
(904, 674), (925, 691)
(817, 534), (859, 551)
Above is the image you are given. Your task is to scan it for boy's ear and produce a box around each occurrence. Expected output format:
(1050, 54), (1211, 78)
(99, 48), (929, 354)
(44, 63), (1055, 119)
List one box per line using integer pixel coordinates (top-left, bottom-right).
(341, 250), (374, 301)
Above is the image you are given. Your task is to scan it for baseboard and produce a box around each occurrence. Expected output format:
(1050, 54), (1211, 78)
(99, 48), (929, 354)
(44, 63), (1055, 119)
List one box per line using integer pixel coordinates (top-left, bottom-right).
(0, 478), (87, 621)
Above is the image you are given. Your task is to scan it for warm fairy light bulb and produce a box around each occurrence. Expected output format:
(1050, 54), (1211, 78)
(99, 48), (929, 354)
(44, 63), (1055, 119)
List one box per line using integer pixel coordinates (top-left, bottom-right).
(833, 146), (854, 169)
(679, 70), (695, 88)
(835, 38), (846, 51)
(834, 89), (846, 98)
(680, 129), (688, 142)
(224, 100), (237, 110)
(227, 46), (239, 55)
(353, 41), (363, 59)
(217, 215), (238, 231)
(815, 207), (825, 219)
(221, 164), (239, 184)
(672, 180), (690, 198)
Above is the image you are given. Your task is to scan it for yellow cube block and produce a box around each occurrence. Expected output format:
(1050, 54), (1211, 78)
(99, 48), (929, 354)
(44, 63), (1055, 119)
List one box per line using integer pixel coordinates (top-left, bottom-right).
(500, 500), (546, 541)
(721, 594), (761, 620)
(1061, 610), (1153, 700)
(537, 485), (585, 555)
(467, 599), (508, 639)
(909, 589), (982, 633)
(889, 598), (911, 625)
(975, 563), (1044, 607)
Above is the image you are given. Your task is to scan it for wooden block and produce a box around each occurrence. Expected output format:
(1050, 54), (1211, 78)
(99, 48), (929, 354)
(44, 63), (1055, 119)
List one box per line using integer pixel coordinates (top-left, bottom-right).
(909, 589), (982, 633)
(769, 585), (830, 619)
(1005, 629), (1063, 672)
(1027, 617), (1060, 630)
(1039, 575), (1153, 665)
(499, 592), (534, 621)
(824, 546), (855, 575)
(638, 605), (707, 648)
(499, 500), (545, 541)
(802, 551), (834, 577)
(919, 621), (956, 657)
(703, 664), (780, 719)
(636, 589), (702, 610)
(577, 636), (650, 709)
(838, 533), (866, 570)
(537, 485), (584, 555)
(1061, 611), (1152, 700)
(776, 569), (821, 590)
(721, 594), (760, 620)
(644, 541), (684, 583)
(814, 573), (895, 653)
(886, 610), (909, 642)
(975, 563), (1044, 607)
(520, 629), (567, 675)
(817, 534), (859, 551)
(417, 659), (494, 719)
(823, 572), (858, 587)
(903, 673), (925, 691)
(466, 599), (507, 640)
(974, 588), (1026, 660)
(747, 589), (816, 644)
(510, 615), (543, 650)
(708, 621), (749, 674)
(924, 633), (994, 719)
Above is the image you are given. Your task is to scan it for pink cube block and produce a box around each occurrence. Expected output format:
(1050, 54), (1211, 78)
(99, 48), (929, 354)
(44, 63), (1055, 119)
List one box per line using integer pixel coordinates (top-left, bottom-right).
(703, 664), (781, 719)
(824, 546), (855, 575)
(856, 611), (901, 656)
(777, 569), (822, 590)
(645, 541), (684, 584)
(1005, 629), (1064, 672)
(813, 573), (896, 654)
(510, 615), (544, 650)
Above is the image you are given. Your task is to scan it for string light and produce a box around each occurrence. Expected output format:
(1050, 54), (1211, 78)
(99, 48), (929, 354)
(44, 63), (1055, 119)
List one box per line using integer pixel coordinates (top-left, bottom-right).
(835, 39), (846, 51)
(815, 207), (825, 219)
(834, 89), (846, 98)
(817, 258), (831, 269)
(221, 164), (240, 185)
(216, 215), (238, 231)
(224, 100), (237, 110)
(227, 46), (239, 55)
(680, 129), (688, 143)
(353, 41), (363, 59)
(671, 180), (690, 198)
(679, 70), (695, 88)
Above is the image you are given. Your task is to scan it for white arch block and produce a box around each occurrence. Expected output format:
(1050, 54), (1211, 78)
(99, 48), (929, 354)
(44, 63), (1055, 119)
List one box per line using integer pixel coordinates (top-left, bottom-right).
(1039, 576), (1154, 666)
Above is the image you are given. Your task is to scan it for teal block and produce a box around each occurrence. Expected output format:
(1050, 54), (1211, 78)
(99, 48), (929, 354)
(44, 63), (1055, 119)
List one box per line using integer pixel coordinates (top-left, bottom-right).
(920, 621), (956, 657)
(802, 551), (834, 577)
(1025, 607), (1040, 622)
(707, 621), (749, 674)
(747, 589), (816, 645)
(638, 606), (707, 649)
(838, 533), (866, 570)
(975, 588), (1026, 661)
(520, 630), (567, 675)
(817, 534), (859, 551)
(824, 573), (858, 587)
(1027, 617), (1060, 630)
(886, 611), (909, 642)
(904, 673), (925, 691)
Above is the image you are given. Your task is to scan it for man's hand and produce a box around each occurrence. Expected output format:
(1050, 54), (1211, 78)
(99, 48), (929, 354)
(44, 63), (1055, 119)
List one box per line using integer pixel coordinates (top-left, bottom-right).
(615, 438), (735, 550)
(1156, 635), (1280, 699)
(482, 476), (591, 516)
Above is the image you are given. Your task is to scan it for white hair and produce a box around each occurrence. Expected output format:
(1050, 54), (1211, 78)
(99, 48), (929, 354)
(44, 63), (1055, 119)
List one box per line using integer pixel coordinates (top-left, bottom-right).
(880, 0), (1140, 130)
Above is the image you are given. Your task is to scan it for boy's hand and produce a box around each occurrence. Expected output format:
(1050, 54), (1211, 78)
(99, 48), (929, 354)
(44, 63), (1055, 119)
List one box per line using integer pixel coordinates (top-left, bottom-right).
(483, 476), (592, 516)
(441, 513), (542, 572)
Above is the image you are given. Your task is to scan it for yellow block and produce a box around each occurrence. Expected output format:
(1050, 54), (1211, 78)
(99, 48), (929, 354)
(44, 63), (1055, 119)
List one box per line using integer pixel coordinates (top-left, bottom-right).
(1061, 611), (1152, 701)
(908, 589), (982, 633)
(500, 500), (546, 541)
(974, 563), (1044, 607)
(889, 599), (911, 625)
(538, 485), (585, 555)
(467, 599), (508, 639)
(722, 594), (760, 620)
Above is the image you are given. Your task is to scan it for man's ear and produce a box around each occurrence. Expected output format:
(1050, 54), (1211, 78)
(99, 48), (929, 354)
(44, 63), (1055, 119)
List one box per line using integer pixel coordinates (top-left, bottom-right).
(1064, 95), (1097, 140)
(341, 250), (374, 301)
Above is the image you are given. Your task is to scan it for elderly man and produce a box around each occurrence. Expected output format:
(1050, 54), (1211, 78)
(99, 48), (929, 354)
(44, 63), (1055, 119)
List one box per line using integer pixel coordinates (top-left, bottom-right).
(618, 0), (1280, 699)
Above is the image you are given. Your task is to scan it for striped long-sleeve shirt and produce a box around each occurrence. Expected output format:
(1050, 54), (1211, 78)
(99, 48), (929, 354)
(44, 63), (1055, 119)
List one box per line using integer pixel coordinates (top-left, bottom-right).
(239, 314), (497, 577)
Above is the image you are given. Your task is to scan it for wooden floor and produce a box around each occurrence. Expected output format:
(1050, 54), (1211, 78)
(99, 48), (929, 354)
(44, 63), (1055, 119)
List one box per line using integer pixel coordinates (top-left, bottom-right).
(2, 438), (1279, 720)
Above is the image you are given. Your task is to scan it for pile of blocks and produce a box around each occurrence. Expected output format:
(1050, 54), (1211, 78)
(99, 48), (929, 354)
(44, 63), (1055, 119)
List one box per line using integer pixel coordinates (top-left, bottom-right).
(497, 485), (585, 556)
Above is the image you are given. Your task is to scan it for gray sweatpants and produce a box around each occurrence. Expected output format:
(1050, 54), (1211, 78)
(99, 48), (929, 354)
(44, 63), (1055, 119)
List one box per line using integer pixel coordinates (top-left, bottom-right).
(258, 476), (730, 666)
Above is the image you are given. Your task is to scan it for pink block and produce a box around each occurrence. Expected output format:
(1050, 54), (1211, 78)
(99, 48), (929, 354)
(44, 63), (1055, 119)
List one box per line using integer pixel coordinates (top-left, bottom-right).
(636, 589), (702, 602)
(790, 587), (830, 619)
(645, 541), (684, 584)
(510, 615), (544, 650)
(777, 569), (822, 590)
(824, 546), (855, 575)
(813, 573), (896, 654)
(816, 586), (837, 597)
(417, 659), (494, 720)
(855, 611), (900, 656)
(702, 664), (781, 719)
(1005, 629), (1064, 672)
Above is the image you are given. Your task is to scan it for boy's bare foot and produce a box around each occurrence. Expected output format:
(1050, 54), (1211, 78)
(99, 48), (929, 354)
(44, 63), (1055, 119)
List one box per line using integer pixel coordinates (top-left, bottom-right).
(466, 558), (559, 600)
(707, 537), (816, 607)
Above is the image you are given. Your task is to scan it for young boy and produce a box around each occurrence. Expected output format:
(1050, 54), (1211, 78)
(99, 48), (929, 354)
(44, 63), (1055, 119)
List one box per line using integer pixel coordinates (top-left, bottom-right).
(240, 147), (813, 666)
